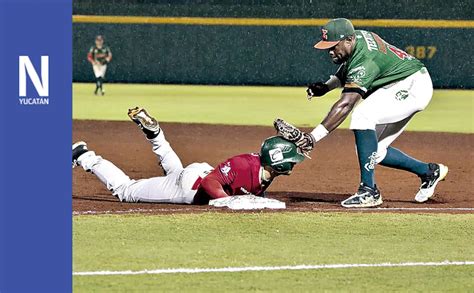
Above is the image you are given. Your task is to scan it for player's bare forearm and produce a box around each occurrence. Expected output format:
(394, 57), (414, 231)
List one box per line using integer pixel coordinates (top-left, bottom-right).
(321, 92), (361, 132)
(325, 75), (341, 91)
(199, 176), (229, 199)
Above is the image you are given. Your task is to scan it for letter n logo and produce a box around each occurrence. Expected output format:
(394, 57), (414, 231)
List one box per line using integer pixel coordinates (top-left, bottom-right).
(19, 56), (49, 97)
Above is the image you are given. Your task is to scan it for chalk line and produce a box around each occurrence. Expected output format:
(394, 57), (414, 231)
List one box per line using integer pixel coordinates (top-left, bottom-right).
(73, 207), (474, 215)
(74, 260), (474, 276)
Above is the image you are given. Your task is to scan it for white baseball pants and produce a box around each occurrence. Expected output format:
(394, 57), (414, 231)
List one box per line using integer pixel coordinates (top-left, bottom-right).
(92, 64), (107, 78)
(349, 68), (433, 162)
(77, 131), (214, 204)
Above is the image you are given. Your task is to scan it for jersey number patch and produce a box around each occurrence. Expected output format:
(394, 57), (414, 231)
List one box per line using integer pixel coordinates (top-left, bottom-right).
(388, 45), (412, 60)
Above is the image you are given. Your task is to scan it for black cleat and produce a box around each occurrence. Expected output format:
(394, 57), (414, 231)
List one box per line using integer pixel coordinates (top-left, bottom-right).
(341, 184), (383, 208)
(415, 163), (449, 202)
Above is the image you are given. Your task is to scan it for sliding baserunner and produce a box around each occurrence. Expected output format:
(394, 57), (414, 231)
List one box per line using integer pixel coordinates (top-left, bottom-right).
(73, 107), (305, 204)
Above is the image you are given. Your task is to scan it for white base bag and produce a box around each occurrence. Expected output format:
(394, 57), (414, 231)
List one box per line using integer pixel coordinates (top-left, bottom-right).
(209, 195), (286, 210)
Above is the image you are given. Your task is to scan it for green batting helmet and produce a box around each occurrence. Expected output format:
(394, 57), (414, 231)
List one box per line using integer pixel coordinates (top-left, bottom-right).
(260, 136), (305, 174)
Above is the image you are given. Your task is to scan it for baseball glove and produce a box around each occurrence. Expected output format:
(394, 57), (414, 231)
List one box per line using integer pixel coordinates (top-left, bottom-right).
(273, 118), (302, 142)
(273, 118), (315, 157)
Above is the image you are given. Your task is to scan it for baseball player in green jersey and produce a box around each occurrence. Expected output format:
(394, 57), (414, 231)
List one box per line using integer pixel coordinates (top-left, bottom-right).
(87, 35), (112, 95)
(294, 18), (448, 208)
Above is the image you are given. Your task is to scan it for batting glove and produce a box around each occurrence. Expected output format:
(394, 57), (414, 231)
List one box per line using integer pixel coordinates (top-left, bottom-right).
(307, 82), (329, 100)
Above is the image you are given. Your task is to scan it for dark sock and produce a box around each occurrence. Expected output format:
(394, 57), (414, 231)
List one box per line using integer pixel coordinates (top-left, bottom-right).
(354, 130), (378, 188)
(98, 77), (103, 90)
(95, 78), (100, 92)
(380, 146), (429, 176)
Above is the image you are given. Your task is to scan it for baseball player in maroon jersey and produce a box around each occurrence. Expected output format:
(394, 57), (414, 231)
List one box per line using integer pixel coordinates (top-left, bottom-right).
(72, 107), (305, 205)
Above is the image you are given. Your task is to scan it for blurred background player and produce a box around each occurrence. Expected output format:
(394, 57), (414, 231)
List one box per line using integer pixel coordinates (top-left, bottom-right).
(72, 107), (305, 205)
(87, 35), (112, 95)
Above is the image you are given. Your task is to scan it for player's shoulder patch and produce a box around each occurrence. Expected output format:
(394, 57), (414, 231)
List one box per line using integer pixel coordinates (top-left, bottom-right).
(346, 65), (368, 89)
(347, 65), (366, 82)
(220, 161), (231, 176)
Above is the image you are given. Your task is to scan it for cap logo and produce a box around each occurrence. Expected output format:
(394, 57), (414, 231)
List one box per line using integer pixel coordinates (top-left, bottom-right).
(269, 148), (284, 162)
(321, 29), (328, 40)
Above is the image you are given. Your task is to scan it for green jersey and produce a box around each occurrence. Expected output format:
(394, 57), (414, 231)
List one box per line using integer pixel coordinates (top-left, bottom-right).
(88, 46), (111, 65)
(336, 30), (424, 96)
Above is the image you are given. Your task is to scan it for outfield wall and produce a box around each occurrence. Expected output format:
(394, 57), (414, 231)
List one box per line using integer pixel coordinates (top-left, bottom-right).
(73, 1), (474, 88)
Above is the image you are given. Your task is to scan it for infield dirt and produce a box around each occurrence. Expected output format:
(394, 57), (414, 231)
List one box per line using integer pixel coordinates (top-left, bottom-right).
(73, 120), (473, 214)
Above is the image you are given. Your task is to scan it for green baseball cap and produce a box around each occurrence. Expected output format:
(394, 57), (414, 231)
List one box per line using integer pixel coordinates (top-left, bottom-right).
(314, 18), (355, 49)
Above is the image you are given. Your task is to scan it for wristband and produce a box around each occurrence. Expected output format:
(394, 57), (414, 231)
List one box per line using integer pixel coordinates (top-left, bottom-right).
(310, 124), (329, 142)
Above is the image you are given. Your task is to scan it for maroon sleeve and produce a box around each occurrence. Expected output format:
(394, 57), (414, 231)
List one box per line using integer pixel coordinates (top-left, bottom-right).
(198, 159), (238, 199)
(199, 172), (230, 199)
(87, 52), (94, 64)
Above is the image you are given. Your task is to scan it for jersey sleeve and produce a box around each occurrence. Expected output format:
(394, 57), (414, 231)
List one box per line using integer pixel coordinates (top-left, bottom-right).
(202, 159), (237, 190)
(87, 47), (94, 63)
(199, 172), (230, 199)
(219, 160), (238, 184)
(343, 60), (380, 96)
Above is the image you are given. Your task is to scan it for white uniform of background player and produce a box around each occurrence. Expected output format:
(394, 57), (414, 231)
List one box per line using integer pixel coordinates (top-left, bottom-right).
(92, 63), (107, 80)
(87, 35), (112, 96)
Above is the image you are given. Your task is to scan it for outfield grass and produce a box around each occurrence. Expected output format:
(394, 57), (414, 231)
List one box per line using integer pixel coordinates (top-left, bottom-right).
(73, 83), (474, 133)
(73, 212), (474, 292)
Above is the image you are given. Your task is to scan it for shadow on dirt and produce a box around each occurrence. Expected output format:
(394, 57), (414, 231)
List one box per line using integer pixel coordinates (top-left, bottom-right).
(268, 192), (348, 203)
(73, 195), (118, 202)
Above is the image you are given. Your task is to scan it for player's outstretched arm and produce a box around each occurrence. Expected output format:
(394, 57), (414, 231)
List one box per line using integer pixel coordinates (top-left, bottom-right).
(286, 91), (361, 154)
(307, 91), (361, 145)
(321, 92), (361, 132)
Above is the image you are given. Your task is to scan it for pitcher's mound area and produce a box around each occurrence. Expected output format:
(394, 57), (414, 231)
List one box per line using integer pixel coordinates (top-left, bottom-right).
(73, 120), (473, 214)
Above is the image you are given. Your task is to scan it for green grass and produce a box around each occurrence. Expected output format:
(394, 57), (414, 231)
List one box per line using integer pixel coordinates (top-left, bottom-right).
(75, 267), (474, 292)
(73, 83), (474, 291)
(73, 83), (474, 133)
(73, 212), (474, 292)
